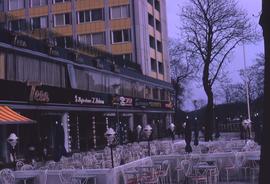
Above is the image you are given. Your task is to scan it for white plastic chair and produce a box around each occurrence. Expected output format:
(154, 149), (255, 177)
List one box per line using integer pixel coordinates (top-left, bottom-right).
(0, 169), (15, 184)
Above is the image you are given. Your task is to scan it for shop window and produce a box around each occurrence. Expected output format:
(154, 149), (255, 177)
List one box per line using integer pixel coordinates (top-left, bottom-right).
(55, 36), (72, 48)
(157, 40), (162, 52)
(160, 89), (165, 100)
(111, 29), (131, 43)
(110, 5), (130, 19)
(158, 61), (164, 74)
(115, 53), (132, 61)
(145, 86), (152, 99)
(31, 16), (48, 29)
(88, 70), (103, 92)
(121, 79), (132, 96)
(9, 19), (27, 31)
(149, 35), (155, 49)
(153, 88), (159, 100)
(54, 13), (71, 27)
(9, 0), (24, 10)
(0, 52), (5, 79)
(151, 58), (157, 72)
(148, 13), (154, 27)
(31, 0), (47, 7)
(156, 19), (161, 32)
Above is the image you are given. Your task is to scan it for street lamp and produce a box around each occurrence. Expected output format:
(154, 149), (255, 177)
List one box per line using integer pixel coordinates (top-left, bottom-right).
(112, 84), (121, 135)
(136, 125), (142, 142)
(169, 122), (175, 142)
(104, 128), (116, 168)
(143, 124), (152, 156)
(7, 133), (18, 169)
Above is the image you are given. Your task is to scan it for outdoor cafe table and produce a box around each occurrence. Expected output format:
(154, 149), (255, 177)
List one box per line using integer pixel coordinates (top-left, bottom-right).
(12, 157), (153, 184)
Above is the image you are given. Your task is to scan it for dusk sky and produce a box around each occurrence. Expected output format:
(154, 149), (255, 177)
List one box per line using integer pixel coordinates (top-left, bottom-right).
(166, 0), (264, 111)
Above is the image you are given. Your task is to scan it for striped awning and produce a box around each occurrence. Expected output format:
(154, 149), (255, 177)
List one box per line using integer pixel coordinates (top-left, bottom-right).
(0, 106), (35, 124)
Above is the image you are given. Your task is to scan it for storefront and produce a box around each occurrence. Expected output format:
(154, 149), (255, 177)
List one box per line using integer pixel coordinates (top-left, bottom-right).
(0, 79), (174, 164)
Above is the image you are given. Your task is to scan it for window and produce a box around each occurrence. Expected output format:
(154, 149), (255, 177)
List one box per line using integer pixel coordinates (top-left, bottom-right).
(9, 0), (24, 10)
(153, 88), (159, 99)
(151, 58), (157, 72)
(115, 53), (132, 61)
(9, 19), (27, 31)
(55, 36), (72, 48)
(111, 29), (131, 43)
(0, 52), (5, 79)
(77, 9), (103, 23)
(145, 86), (152, 99)
(160, 89), (165, 100)
(0, 0), (4, 11)
(111, 5), (130, 19)
(53, 0), (70, 3)
(154, 0), (160, 11)
(31, 16), (48, 29)
(148, 13), (154, 27)
(147, 0), (153, 5)
(157, 40), (162, 52)
(31, 0), (47, 7)
(54, 13), (71, 26)
(149, 36), (155, 49)
(92, 32), (105, 45)
(158, 61), (164, 74)
(155, 19), (161, 32)
(78, 32), (105, 46)
(91, 9), (103, 21)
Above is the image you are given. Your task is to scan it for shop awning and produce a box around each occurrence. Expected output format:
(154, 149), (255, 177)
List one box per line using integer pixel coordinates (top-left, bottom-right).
(0, 106), (35, 124)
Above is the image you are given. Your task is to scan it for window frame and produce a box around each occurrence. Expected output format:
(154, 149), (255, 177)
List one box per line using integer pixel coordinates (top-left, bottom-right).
(110, 5), (130, 20)
(9, 0), (24, 11)
(54, 13), (71, 27)
(30, 0), (47, 7)
(77, 8), (104, 24)
(111, 29), (131, 44)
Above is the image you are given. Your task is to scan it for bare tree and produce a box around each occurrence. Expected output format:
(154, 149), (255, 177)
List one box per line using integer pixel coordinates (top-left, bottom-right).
(180, 0), (257, 140)
(169, 39), (198, 110)
(240, 54), (265, 102)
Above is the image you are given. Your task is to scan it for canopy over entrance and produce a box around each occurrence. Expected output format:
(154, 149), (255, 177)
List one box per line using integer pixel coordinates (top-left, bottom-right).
(0, 106), (35, 124)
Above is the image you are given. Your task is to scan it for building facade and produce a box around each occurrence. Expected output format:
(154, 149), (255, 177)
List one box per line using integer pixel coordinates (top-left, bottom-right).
(1, 0), (170, 82)
(0, 0), (173, 163)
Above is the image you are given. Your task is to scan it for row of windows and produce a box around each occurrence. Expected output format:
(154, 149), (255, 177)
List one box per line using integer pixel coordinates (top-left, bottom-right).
(151, 58), (164, 74)
(8, 0), (131, 21)
(8, 0), (70, 10)
(1, 51), (170, 100)
(149, 35), (162, 52)
(148, 13), (161, 32)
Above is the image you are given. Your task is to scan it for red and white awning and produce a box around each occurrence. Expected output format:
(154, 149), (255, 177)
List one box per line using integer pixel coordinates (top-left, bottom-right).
(0, 106), (35, 124)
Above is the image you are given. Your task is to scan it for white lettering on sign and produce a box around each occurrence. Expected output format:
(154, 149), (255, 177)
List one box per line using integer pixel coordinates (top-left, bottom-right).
(74, 95), (105, 105)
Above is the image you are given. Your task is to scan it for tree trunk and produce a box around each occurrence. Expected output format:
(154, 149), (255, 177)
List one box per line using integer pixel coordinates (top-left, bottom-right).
(202, 63), (214, 141)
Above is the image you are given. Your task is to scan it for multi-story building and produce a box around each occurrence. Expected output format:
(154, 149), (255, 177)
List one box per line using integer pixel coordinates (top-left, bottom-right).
(0, 0), (173, 163)
(1, 0), (170, 82)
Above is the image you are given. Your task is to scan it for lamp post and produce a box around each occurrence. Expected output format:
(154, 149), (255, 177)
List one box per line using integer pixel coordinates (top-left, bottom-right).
(7, 133), (18, 170)
(105, 128), (116, 168)
(136, 125), (142, 142)
(143, 124), (152, 156)
(112, 84), (121, 129)
(169, 123), (175, 142)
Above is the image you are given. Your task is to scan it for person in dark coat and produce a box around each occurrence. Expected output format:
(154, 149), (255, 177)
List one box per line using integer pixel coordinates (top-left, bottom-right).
(183, 121), (192, 153)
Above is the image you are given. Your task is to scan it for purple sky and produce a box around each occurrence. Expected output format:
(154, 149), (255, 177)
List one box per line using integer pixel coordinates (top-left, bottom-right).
(166, 0), (264, 111)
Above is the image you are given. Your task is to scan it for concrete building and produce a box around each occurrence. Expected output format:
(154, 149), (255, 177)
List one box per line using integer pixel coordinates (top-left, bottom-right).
(2, 0), (170, 83)
(0, 0), (173, 163)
